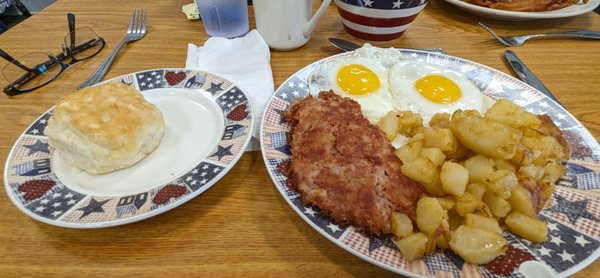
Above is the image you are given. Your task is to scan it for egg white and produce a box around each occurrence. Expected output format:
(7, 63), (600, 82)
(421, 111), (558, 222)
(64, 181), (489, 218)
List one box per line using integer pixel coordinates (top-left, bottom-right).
(308, 44), (403, 123)
(389, 60), (488, 125)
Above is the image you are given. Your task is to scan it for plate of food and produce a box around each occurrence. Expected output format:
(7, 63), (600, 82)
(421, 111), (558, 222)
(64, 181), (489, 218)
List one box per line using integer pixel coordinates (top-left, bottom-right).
(4, 69), (253, 228)
(260, 44), (600, 277)
(444, 0), (600, 21)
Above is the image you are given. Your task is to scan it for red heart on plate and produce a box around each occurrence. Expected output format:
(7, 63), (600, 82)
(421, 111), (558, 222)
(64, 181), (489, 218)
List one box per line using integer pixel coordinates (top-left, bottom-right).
(153, 184), (187, 205)
(165, 71), (187, 86)
(18, 179), (56, 201)
(227, 103), (248, 121)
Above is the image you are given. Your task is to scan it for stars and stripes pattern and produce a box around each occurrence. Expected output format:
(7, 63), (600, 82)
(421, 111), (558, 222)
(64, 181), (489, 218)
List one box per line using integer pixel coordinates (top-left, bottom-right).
(334, 0), (428, 41)
(10, 137), (51, 160)
(423, 251), (461, 278)
(25, 112), (51, 136)
(517, 216), (600, 274)
(291, 197), (346, 239)
(180, 162), (225, 192)
(24, 185), (86, 220)
(135, 69), (164, 91)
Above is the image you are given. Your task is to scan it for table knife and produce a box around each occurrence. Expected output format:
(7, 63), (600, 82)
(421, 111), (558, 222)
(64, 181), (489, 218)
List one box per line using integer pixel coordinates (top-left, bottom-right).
(504, 50), (565, 108)
(328, 38), (447, 54)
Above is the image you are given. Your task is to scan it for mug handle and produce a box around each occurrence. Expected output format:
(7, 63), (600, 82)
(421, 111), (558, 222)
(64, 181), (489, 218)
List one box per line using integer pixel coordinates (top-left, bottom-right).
(303, 0), (332, 38)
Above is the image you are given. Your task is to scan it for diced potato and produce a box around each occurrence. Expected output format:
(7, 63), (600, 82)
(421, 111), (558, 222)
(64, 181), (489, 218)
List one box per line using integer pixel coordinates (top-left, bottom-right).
(466, 183), (487, 200)
(463, 155), (495, 183)
(541, 159), (567, 186)
(447, 209), (464, 231)
(423, 128), (456, 152)
(508, 186), (537, 218)
(519, 164), (545, 181)
(449, 225), (508, 265)
(494, 158), (516, 172)
(455, 192), (481, 217)
(397, 111), (424, 130)
(464, 213), (502, 234)
(505, 211), (548, 243)
(401, 157), (445, 196)
(395, 140), (424, 164)
(393, 233), (428, 262)
(510, 143), (534, 166)
(436, 197), (456, 210)
(429, 113), (451, 128)
(441, 161), (469, 197)
(451, 116), (523, 160)
(486, 170), (518, 199)
(416, 197), (447, 235)
(420, 147), (446, 167)
(483, 192), (511, 218)
(485, 99), (541, 129)
(379, 111), (400, 141)
(436, 236), (451, 250)
(523, 135), (567, 165)
(390, 212), (413, 239)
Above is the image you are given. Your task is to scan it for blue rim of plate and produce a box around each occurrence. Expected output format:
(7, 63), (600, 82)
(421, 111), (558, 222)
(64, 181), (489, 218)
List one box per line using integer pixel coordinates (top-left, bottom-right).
(4, 68), (253, 228)
(260, 51), (600, 277)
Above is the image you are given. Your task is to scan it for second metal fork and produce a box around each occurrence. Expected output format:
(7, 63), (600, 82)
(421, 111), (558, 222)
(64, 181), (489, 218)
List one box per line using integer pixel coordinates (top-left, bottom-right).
(79, 8), (147, 89)
(479, 22), (600, 47)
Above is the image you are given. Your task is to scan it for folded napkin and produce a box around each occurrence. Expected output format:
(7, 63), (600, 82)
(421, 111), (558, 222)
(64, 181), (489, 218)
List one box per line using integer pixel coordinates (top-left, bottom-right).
(181, 3), (199, 20)
(186, 30), (274, 151)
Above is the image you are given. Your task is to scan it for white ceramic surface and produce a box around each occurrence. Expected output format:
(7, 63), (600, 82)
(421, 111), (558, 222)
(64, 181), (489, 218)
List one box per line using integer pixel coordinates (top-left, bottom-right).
(444, 0), (600, 21)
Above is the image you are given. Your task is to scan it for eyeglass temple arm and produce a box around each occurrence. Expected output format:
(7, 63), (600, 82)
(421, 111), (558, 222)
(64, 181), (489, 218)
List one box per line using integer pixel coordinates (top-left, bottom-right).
(68, 13), (76, 49)
(0, 49), (33, 71)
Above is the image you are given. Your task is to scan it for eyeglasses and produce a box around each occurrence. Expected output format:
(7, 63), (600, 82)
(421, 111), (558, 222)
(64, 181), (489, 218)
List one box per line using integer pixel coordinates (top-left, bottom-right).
(1, 13), (105, 96)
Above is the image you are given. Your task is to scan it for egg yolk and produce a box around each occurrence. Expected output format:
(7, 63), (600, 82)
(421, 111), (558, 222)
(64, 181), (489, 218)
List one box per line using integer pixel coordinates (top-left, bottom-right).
(415, 75), (461, 104)
(336, 64), (380, 95)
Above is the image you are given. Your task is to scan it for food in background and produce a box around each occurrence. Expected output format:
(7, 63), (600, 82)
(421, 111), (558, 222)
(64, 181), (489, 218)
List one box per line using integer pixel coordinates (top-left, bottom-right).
(465, 0), (589, 12)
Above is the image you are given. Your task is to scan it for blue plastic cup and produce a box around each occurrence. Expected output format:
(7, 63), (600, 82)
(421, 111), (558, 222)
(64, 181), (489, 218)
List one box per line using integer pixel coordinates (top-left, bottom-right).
(195, 0), (249, 38)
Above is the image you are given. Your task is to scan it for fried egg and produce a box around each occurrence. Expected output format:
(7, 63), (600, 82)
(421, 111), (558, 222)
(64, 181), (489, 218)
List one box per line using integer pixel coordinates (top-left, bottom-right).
(309, 44), (403, 123)
(389, 60), (489, 125)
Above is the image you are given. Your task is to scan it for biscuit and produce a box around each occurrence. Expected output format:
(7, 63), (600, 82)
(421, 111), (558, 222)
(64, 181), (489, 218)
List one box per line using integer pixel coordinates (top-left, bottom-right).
(45, 83), (165, 175)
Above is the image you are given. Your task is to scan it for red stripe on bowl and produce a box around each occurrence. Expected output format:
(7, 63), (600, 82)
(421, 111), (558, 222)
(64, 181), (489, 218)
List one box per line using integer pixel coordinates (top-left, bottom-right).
(342, 25), (406, 41)
(337, 7), (420, 27)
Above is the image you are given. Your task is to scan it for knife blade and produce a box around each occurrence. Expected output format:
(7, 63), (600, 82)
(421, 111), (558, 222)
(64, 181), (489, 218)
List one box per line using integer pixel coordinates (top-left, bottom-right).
(504, 50), (565, 108)
(328, 38), (447, 54)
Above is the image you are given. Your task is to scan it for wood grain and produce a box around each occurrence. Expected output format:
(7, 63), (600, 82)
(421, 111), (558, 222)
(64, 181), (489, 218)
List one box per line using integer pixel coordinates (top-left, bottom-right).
(0, 0), (598, 276)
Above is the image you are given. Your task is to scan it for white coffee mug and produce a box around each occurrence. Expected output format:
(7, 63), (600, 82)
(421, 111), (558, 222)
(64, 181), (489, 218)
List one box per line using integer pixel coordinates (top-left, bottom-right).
(253, 0), (332, 51)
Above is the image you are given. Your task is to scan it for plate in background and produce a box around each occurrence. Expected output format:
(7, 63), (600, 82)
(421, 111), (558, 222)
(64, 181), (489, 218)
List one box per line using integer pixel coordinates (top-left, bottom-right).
(444, 0), (600, 21)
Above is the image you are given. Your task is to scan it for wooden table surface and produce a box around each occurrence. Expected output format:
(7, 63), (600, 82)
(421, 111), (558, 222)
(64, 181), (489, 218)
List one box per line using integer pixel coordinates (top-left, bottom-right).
(0, 0), (598, 276)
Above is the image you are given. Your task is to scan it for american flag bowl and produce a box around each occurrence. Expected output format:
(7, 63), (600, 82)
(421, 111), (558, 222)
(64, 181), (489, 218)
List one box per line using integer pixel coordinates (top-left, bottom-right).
(334, 0), (428, 41)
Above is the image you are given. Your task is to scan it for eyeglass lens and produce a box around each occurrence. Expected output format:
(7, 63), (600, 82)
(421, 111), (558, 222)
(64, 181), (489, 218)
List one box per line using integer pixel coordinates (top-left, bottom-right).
(2, 27), (103, 92)
(63, 27), (104, 61)
(2, 52), (62, 91)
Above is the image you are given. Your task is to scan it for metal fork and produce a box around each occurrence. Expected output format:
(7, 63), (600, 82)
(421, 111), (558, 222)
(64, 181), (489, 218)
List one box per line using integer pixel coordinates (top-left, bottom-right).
(79, 8), (147, 89)
(479, 22), (600, 47)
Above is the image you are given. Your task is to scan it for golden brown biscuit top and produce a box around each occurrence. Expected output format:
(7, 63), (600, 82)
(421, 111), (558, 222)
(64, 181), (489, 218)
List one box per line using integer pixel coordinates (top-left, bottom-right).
(52, 83), (163, 151)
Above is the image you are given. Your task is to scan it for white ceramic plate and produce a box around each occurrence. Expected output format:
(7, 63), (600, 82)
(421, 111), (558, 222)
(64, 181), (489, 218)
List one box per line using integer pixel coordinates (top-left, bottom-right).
(4, 68), (253, 228)
(260, 51), (600, 277)
(444, 0), (600, 21)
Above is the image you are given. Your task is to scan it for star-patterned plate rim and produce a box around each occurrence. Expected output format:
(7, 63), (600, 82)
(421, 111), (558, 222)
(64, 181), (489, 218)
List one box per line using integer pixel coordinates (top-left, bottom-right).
(444, 0), (600, 21)
(260, 50), (600, 277)
(3, 68), (254, 228)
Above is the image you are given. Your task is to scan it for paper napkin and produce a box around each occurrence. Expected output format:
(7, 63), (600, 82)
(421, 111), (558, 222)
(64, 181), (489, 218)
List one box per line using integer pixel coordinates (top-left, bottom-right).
(186, 30), (274, 151)
(181, 3), (199, 20)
